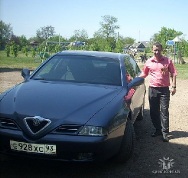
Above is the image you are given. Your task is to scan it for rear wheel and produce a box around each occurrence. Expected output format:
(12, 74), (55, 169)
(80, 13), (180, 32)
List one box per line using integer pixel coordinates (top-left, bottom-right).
(114, 120), (135, 163)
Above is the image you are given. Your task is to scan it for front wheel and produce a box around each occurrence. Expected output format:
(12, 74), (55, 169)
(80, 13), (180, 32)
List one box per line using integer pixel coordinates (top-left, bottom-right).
(114, 120), (135, 163)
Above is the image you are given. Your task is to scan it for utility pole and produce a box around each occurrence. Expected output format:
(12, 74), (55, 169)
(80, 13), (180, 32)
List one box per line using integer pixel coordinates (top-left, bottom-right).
(59, 34), (60, 45)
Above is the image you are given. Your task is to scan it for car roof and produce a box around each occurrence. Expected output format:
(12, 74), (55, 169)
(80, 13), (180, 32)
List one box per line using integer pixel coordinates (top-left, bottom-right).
(57, 50), (129, 61)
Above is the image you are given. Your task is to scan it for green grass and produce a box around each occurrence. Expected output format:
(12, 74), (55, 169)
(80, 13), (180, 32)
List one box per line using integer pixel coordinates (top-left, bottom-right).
(0, 50), (188, 79)
(175, 63), (188, 79)
(0, 51), (43, 70)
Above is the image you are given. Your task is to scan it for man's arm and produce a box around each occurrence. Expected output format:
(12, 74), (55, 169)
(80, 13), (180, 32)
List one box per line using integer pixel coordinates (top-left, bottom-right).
(171, 75), (176, 95)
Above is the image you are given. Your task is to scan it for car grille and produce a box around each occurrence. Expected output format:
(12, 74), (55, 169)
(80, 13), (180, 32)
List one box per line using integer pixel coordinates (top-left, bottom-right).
(0, 118), (19, 130)
(54, 125), (82, 135)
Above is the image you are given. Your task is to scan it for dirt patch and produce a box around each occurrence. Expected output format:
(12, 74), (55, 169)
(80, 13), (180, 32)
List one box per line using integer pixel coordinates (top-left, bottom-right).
(0, 69), (188, 177)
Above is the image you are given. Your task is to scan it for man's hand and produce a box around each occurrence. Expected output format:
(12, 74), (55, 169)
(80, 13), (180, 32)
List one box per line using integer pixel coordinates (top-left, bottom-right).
(171, 88), (176, 96)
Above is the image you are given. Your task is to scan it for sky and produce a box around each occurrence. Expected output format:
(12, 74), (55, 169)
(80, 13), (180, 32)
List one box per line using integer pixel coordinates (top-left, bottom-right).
(1, 0), (188, 42)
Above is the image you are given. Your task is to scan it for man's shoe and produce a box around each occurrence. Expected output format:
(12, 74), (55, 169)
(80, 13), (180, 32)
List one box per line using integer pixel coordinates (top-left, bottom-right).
(163, 135), (169, 142)
(151, 130), (162, 137)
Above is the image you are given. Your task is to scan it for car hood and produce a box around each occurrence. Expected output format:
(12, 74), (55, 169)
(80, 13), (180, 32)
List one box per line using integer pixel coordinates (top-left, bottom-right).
(0, 80), (123, 125)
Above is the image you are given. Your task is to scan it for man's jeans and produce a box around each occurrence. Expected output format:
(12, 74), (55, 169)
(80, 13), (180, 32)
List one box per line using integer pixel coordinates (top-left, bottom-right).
(149, 87), (170, 134)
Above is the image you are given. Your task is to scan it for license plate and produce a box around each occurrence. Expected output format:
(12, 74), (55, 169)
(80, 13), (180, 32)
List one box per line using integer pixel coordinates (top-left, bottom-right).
(10, 140), (56, 155)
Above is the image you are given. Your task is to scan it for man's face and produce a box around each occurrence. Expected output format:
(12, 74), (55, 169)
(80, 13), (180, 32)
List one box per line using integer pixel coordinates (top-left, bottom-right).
(153, 45), (162, 58)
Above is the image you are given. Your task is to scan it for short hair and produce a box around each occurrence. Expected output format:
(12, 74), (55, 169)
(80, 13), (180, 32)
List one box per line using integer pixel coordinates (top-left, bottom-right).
(153, 42), (163, 49)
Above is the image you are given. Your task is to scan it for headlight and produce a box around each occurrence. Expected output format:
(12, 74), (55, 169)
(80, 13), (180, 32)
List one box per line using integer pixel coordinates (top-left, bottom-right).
(78, 126), (107, 136)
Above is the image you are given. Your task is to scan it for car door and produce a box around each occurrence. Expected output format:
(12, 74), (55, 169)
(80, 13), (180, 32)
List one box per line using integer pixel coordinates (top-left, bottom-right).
(124, 55), (145, 122)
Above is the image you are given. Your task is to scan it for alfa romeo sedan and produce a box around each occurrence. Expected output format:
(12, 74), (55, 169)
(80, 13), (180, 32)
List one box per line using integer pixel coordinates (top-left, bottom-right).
(0, 50), (145, 163)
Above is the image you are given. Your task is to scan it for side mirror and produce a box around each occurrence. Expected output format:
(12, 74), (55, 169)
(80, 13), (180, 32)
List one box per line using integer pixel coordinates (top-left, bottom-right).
(21, 68), (30, 80)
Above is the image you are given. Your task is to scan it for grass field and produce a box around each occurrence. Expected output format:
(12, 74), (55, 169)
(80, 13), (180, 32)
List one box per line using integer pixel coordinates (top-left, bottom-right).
(0, 50), (188, 79)
(0, 51), (44, 70)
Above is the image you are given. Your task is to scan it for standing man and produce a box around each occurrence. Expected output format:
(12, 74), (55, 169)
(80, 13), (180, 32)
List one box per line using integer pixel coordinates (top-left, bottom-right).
(140, 42), (177, 142)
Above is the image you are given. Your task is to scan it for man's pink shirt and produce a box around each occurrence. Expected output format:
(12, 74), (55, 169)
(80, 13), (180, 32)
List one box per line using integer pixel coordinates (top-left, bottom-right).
(140, 56), (177, 87)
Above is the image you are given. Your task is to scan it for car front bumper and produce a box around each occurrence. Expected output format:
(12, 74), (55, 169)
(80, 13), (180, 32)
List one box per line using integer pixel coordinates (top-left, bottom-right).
(0, 125), (125, 162)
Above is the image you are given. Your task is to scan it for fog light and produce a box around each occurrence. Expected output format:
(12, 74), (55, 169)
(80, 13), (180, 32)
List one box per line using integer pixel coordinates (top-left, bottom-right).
(78, 153), (94, 160)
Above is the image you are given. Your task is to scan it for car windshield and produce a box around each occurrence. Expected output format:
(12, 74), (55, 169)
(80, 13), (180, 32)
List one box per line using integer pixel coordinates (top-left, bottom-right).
(32, 55), (122, 86)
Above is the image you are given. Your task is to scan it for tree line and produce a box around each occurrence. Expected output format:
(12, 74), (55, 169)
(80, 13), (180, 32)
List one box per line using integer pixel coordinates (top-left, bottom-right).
(1, 15), (188, 58)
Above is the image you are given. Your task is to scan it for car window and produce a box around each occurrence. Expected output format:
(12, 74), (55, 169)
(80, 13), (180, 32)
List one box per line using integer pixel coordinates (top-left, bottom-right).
(32, 55), (122, 86)
(129, 57), (141, 75)
(124, 55), (141, 82)
(124, 56), (136, 80)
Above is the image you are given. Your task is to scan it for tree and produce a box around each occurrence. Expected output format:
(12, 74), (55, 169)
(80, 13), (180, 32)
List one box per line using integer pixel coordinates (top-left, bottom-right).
(0, 20), (13, 50)
(9, 34), (21, 53)
(180, 40), (188, 57)
(10, 41), (18, 57)
(19, 35), (28, 50)
(92, 15), (120, 52)
(123, 37), (135, 46)
(114, 36), (127, 53)
(114, 36), (135, 53)
(5, 44), (10, 57)
(87, 36), (113, 52)
(48, 35), (67, 43)
(96, 15), (120, 39)
(22, 45), (29, 57)
(69, 29), (88, 42)
(150, 27), (182, 50)
(31, 47), (36, 58)
(87, 38), (100, 51)
(36, 26), (55, 42)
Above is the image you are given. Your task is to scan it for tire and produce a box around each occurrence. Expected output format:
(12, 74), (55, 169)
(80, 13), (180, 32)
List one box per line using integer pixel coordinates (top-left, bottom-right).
(114, 120), (135, 163)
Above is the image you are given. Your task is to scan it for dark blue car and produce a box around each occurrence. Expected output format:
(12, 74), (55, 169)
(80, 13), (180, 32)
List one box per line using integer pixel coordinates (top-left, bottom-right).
(0, 50), (146, 163)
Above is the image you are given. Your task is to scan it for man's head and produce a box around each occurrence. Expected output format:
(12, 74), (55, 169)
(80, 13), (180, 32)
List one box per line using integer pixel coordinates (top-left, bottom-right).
(152, 42), (163, 59)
